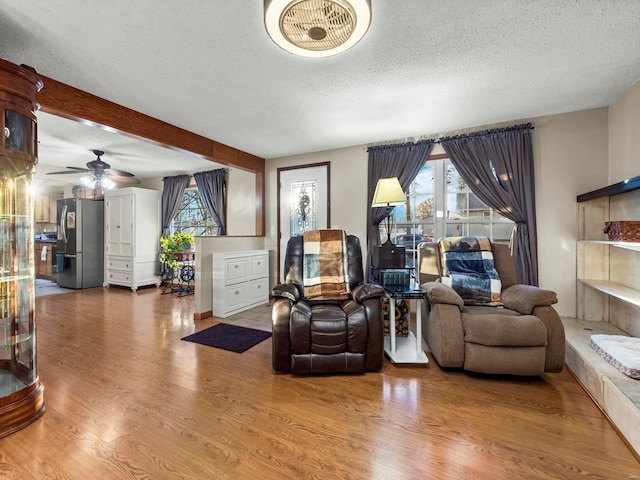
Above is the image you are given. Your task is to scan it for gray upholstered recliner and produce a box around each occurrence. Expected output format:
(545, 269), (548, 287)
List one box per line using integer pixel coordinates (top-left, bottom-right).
(271, 231), (386, 374)
(417, 238), (565, 376)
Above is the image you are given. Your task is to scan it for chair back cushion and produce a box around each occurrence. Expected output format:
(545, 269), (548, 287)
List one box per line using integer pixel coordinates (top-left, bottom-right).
(418, 239), (518, 291)
(303, 230), (351, 300)
(282, 232), (364, 298)
(417, 241), (442, 284)
(439, 236), (502, 306)
(491, 242), (517, 289)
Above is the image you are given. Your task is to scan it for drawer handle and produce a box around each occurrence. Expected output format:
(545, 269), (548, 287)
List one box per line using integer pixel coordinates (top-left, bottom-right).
(257, 285), (261, 289)
(235, 265), (239, 269)
(257, 261), (261, 265)
(234, 290), (240, 295)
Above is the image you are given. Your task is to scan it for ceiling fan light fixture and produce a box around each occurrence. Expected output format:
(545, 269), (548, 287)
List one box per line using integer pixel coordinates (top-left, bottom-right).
(102, 177), (116, 190)
(81, 176), (96, 188)
(264, 0), (371, 57)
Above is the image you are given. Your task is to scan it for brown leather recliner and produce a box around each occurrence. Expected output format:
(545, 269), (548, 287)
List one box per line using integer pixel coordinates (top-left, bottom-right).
(271, 232), (385, 374)
(417, 239), (565, 376)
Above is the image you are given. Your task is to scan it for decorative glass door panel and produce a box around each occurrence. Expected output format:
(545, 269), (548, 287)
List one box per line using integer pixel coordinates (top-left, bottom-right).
(290, 180), (317, 235)
(4, 110), (35, 155)
(0, 170), (35, 394)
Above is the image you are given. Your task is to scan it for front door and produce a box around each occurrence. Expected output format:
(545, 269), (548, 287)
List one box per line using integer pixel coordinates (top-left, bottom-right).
(277, 163), (329, 282)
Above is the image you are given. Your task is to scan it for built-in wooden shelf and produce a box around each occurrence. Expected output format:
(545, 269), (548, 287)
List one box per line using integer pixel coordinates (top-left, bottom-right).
(577, 174), (640, 202)
(579, 240), (640, 251)
(573, 177), (640, 457)
(579, 279), (640, 307)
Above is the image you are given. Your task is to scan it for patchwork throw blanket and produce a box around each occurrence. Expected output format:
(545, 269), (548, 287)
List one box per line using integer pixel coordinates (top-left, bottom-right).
(303, 230), (351, 301)
(439, 236), (502, 306)
(590, 334), (640, 379)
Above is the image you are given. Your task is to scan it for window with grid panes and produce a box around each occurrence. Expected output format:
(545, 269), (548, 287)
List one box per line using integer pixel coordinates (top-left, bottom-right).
(384, 158), (513, 267)
(171, 188), (218, 236)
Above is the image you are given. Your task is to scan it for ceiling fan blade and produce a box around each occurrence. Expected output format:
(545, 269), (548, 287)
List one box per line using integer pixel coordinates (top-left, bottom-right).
(111, 176), (141, 185)
(47, 168), (91, 175)
(106, 168), (135, 177)
(66, 166), (92, 171)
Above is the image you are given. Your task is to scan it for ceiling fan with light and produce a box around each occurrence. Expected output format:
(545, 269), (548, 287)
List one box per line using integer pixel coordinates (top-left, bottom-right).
(46, 149), (141, 190)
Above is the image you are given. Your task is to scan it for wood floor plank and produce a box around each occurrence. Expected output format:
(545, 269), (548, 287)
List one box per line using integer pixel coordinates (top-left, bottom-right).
(0, 287), (637, 479)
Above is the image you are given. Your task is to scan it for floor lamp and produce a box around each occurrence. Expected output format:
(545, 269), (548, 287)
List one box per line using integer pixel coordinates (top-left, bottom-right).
(371, 177), (406, 246)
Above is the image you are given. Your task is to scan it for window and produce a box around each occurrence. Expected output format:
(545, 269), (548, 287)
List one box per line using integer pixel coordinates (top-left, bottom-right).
(385, 158), (513, 266)
(171, 189), (218, 236)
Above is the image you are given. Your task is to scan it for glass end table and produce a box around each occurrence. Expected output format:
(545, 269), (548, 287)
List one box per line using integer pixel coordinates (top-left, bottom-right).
(379, 278), (429, 365)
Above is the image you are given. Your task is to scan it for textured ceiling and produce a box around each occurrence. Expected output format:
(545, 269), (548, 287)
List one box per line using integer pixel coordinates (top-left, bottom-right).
(1, 1), (640, 186)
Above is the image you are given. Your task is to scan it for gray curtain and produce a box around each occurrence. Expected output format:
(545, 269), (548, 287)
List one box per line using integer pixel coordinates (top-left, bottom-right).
(440, 123), (538, 285)
(366, 140), (435, 280)
(193, 169), (226, 235)
(161, 174), (190, 237)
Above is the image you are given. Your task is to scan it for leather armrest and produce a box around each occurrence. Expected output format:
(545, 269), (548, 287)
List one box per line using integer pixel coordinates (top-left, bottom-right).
(272, 297), (293, 372)
(271, 283), (300, 302)
(501, 284), (558, 315)
(421, 282), (464, 309)
(352, 282), (385, 303)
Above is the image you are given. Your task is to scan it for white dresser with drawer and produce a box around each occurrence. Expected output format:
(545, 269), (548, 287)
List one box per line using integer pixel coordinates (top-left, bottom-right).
(212, 250), (269, 318)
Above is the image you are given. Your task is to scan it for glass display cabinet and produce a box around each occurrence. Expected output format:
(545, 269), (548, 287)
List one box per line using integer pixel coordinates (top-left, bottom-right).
(0, 58), (45, 437)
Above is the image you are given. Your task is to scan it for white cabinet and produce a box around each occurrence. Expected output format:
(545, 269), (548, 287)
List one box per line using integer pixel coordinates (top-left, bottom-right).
(212, 250), (269, 318)
(104, 187), (162, 291)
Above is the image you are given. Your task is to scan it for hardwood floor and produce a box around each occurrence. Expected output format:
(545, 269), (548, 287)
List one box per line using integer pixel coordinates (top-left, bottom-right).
(0, 287), (638, 479)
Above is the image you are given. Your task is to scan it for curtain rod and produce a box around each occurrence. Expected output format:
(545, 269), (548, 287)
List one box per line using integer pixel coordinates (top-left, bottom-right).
(367, 123), (535, 150)
(163, 167), (229, 181)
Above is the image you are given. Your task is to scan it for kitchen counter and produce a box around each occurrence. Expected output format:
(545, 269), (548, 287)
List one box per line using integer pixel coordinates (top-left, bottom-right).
(35, 233), (58, 243)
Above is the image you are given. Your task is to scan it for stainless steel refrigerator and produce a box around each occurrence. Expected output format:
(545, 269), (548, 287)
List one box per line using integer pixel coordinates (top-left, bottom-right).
(56, 198), (104, 289)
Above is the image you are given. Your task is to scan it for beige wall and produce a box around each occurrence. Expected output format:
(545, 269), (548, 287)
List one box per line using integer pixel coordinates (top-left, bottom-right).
(609, 79), (640, 184)
(225, 168), (257, 235)
(532, 108), (608, 316)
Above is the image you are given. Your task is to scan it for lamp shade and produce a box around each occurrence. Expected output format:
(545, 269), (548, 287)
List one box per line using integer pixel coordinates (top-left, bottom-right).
(371, 177), (405, 207)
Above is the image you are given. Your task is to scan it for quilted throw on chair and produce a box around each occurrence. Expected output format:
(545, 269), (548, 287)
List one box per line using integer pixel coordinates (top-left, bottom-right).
(439, 236), (502, 306)
(303, 229), (351, 301)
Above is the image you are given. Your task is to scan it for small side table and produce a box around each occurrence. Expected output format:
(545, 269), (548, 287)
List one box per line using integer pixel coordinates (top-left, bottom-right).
(161, 251), (195, 296)
(381, 280), (429, 365)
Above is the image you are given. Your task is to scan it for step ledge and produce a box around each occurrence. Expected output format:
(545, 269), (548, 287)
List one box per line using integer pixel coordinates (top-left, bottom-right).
(562, 317), (640, 456)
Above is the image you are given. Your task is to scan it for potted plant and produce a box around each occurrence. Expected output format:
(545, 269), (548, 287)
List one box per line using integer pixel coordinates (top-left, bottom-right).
(159, 231), (195, 269)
